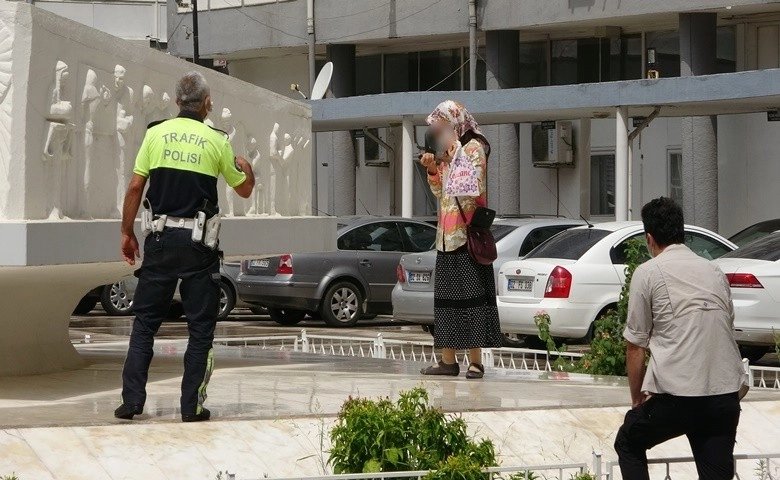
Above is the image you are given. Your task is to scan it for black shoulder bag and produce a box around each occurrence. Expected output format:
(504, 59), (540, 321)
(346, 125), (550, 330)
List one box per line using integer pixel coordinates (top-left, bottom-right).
(454, 198), (497, 265)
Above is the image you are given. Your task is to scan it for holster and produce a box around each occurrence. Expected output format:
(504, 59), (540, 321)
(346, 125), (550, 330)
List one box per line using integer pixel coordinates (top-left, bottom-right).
(140, 199), (165, 237)
(192, 199), (221, 250)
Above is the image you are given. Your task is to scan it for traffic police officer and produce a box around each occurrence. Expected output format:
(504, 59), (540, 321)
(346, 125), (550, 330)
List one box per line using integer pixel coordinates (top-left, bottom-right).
(116, 71), (255, 422)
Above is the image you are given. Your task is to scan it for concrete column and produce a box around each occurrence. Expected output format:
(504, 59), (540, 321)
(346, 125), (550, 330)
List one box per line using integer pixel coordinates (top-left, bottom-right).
(327, 44), (356, 215)
(485, 30), (520, 215)
(401, 117), (414, 218)
(680, 13), (718, 230)
(615, 106), (629, 222)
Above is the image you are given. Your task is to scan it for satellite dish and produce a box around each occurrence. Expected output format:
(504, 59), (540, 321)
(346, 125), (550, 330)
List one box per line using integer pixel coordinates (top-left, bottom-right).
(310, 62), (334, 100)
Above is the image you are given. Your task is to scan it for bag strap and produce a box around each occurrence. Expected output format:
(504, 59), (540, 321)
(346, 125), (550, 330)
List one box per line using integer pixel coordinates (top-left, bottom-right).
(454, 197), (469, 226)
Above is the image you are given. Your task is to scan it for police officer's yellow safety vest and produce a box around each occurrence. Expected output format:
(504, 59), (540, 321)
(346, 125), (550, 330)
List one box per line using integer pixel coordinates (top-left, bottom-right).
(133, 111), (246, 217)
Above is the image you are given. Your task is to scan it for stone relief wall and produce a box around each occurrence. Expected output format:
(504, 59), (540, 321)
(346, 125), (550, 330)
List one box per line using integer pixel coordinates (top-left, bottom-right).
(0, 16), (13, 219)
(0, 3), (311, 220)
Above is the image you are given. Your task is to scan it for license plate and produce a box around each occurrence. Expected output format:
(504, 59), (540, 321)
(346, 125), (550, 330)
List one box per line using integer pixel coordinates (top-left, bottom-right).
(408, 272), (431, 284)
(508, 277), (534, 291)
(250, 259), (270, 268)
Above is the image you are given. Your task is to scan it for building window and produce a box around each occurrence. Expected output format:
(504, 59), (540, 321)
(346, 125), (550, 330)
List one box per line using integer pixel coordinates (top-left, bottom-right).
(355, 55), (382, 96)
(384, 52), (418, 93)
(668, 150), (683, 207)
(717, 26), (737, 73)
(646, 31), (681, 78)
(419, 49), (462, 91)
(612, 35), (642, 80)
(591, 154), (615, 216)
(551, 39), (578, 85)
(519, 42), (548, 87)
(552, 36), (641, 85)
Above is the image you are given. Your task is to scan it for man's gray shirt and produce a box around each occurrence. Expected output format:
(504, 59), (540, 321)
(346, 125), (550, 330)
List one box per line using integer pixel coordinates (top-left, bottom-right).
(623, 244), (745, 396)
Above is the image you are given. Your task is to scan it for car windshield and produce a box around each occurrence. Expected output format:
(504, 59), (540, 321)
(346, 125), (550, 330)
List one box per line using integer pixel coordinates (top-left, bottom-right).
(525, 228), (611, 260)
(729, 219), (780, 247)
(491, 224), (518, 242)
(721, 233), (780, 261)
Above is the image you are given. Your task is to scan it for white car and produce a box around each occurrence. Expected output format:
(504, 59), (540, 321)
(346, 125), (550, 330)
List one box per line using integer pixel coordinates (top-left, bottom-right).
(714, 231), (780, 362)
(497, 221), (737, 342)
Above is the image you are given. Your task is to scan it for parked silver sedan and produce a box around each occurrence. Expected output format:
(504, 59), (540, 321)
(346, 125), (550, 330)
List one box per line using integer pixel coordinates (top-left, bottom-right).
(237, 216), (437, 327)
(392, 218), (584, 332)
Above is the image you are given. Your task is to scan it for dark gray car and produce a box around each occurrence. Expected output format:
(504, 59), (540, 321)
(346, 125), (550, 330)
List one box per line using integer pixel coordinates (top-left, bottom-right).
(237, 216), (437, 327)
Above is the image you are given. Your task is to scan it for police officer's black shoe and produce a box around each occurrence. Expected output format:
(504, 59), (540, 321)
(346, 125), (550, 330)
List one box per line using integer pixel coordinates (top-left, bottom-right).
(182, 408), (211, 423)
(114, 403), (143, 420)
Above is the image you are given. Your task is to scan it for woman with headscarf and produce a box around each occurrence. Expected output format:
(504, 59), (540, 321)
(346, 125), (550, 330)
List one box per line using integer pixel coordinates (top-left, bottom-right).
(419, 100), (503, 379)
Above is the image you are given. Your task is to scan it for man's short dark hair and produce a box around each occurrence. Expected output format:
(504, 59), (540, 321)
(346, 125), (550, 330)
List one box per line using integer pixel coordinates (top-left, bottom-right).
(641, 197), (685, 248)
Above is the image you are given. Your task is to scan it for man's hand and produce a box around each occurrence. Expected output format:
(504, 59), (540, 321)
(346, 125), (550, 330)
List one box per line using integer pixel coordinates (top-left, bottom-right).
(121, 233), (140, 266)
(632, 393), (653, 409)
(233, 155), (256, 199)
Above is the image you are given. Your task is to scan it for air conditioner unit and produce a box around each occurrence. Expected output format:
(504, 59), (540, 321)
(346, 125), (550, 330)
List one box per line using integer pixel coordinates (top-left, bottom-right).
(356, 128), (389, 167)
(531, 121), (574, 167)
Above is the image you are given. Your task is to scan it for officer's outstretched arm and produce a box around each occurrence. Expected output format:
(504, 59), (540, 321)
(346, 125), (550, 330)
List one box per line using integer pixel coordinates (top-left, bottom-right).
(232, 156), (255, 199)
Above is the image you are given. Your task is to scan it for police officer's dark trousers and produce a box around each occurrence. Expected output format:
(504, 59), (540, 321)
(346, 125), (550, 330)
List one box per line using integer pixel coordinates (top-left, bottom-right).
(121, 227), (220, 416)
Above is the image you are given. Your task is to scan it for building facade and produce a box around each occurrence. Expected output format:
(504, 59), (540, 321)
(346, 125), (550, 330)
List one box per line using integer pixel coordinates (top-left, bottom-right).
(138, 2), (780, 234)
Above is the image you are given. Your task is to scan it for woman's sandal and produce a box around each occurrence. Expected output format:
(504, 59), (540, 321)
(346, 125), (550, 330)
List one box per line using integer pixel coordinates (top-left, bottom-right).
(465, 362), (484, 379)
(420, 360), (460, 376)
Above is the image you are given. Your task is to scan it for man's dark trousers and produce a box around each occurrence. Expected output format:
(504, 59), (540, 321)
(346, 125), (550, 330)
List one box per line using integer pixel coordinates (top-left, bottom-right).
(614, 392), (741, 480)
(121, 228), (220, 416)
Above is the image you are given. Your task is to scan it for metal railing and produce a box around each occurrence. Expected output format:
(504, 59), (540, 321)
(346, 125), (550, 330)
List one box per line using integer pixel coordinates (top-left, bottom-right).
(605, 453), (780, 480)
(237, 452), (780, 480)
(749, 365), (780, 390)
(252, 458), (592, 480)
(213, 334), (300, 351)
(211, 330), (780, 389)
(75, 330), (580, 374)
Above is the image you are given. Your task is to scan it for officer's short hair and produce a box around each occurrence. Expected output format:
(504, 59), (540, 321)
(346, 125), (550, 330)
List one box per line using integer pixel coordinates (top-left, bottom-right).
(176, 71), (210, 110)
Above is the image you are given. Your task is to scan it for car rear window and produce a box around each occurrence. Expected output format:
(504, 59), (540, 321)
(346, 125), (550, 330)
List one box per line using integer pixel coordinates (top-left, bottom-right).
(721, 234), (780, 261)
(729, 219), (780, 246)
(491, 224), (517, 242)
(525, 228), (611, 260)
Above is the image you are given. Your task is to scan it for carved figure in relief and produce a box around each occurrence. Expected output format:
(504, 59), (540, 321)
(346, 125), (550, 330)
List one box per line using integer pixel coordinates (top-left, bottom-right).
(245, 136), (267, 215)
(82, 68), (116, 219)
(220, 107), (246, 216)
(0, 19), (13, 218)
(43, 61), (74, 219)
(113, 65), (134, 218)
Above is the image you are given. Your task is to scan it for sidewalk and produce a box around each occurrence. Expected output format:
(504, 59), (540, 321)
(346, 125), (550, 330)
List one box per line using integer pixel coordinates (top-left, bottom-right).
(1, 340), (778, 479)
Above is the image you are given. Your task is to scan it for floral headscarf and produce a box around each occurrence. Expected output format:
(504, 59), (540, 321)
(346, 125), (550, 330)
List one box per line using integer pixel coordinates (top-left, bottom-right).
(425, 100), (491, 158)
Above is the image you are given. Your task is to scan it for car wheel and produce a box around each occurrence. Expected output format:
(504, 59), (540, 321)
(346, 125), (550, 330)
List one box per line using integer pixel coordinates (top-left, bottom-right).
(739, 345), (769, 364)
(321, 281), (363, 328)
(73, 296), (98, 315)
(268, 308), (306, 326)
(249, 306), (268, 316)
(166, 302), (185, 320)
(500, 333), (524, 348)
(217, 280), (236, 321)
(100, 281), (134, 316)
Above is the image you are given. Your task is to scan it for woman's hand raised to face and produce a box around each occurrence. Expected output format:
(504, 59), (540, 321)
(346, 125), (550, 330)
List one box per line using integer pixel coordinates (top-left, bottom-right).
(420, 152), (438, 175)
(439, 140), (457, 164)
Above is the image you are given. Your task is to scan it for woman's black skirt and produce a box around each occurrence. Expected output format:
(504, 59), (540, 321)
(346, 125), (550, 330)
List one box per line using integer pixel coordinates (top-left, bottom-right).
(433, 247), (503, 349)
